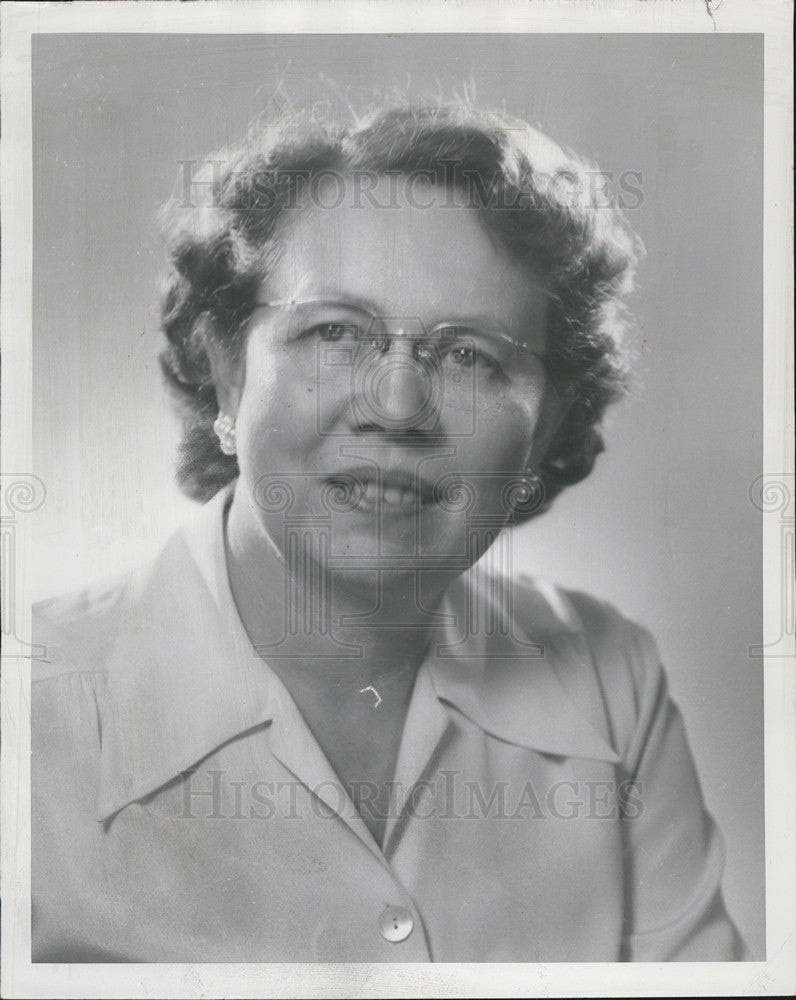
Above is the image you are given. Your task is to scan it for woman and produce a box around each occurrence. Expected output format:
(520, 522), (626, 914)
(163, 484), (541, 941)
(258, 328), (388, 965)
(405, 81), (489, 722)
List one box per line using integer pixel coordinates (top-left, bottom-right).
(32, 98), (748, 962)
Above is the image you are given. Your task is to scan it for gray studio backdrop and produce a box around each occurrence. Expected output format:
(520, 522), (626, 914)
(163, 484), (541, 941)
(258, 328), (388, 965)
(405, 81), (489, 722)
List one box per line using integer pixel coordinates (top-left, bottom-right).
(32, 33), (764, 957)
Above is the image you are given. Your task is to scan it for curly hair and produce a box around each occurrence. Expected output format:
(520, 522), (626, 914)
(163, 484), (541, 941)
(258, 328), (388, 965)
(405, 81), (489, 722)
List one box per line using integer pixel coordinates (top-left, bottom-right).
(158, 96), (643, 517)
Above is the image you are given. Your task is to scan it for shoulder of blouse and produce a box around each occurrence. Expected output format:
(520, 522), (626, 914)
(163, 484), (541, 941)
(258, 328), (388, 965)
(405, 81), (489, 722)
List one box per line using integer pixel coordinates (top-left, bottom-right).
(425, 570), (667, 768)
(32, 573), (133, 684)
(509, 573), (666, 764)
(30, 577), (135, 785)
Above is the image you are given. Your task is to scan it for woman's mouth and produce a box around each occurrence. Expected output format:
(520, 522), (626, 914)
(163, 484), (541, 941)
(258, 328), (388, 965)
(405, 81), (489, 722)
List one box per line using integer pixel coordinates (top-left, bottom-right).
(324, 469), (436, 513)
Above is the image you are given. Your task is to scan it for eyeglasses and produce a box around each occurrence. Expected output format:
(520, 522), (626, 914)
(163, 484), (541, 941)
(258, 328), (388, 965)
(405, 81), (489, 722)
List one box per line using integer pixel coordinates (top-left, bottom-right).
(252, 298), (547, 386)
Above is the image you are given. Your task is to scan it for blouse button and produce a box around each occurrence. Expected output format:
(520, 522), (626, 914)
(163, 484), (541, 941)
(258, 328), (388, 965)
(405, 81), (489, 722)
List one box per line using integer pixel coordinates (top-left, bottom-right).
(378, 905), (414, 942)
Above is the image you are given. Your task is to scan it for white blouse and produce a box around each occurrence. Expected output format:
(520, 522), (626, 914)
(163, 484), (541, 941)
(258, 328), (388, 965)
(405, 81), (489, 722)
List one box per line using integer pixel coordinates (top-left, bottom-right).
(31, 484), (747, 962)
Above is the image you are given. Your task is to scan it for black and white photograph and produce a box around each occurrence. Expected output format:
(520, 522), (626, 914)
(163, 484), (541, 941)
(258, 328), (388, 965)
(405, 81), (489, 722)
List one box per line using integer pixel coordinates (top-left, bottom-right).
(1, 2), (793, 997)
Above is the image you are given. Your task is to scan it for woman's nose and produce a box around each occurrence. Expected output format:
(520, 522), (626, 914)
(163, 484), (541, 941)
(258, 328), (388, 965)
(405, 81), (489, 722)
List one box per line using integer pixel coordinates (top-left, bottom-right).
(353, 338), (441, 434)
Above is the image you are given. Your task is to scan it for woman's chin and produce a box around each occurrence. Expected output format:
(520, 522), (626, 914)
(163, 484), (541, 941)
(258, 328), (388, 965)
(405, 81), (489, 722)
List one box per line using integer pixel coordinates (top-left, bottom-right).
(325, 505), (468, 566)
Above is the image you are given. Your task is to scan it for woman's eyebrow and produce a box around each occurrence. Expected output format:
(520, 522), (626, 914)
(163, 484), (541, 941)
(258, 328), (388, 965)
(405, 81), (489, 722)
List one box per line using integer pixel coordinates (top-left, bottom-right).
(430, 313), (520, 330)
(278, 297), (520, 327)
(263, 291), (385, 315)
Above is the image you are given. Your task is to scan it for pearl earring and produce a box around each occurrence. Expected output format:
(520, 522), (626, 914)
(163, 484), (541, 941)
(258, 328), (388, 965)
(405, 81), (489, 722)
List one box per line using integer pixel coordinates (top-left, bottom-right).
(213, 413), (237, 456)
(514, 468), (544, 510)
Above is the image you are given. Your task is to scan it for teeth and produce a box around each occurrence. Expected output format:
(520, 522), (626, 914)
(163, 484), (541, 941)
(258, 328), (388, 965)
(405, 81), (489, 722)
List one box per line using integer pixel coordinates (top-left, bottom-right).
(348, 479), (426, 508)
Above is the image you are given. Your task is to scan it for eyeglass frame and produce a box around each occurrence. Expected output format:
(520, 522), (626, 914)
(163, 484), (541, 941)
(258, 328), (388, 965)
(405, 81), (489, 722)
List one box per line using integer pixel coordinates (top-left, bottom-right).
(250, 297), (548, 369)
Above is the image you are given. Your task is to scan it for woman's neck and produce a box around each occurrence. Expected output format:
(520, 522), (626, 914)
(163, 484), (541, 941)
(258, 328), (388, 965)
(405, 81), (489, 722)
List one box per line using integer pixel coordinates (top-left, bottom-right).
(223, 491), (453, 688)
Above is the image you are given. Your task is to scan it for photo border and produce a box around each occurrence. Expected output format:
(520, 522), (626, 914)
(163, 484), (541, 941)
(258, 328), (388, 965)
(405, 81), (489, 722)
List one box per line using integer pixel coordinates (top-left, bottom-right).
(2, 2), (793, 996)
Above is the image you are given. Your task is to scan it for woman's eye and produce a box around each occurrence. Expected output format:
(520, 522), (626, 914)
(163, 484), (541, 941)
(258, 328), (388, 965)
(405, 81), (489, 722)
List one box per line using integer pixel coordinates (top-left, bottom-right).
(435, 326), (502, 375)
(441, 340), (501, 375)
(306, 322), (360, 342)
(449, 345), (476, 367)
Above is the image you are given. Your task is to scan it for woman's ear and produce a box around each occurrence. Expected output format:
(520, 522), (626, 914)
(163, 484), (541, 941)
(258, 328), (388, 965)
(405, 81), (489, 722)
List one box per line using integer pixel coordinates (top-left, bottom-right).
(197, 312), (245, 416)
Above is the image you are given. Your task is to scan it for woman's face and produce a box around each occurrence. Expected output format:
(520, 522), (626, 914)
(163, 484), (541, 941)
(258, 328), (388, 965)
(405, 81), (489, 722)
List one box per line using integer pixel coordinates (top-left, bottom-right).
(217, 177), (562, 586)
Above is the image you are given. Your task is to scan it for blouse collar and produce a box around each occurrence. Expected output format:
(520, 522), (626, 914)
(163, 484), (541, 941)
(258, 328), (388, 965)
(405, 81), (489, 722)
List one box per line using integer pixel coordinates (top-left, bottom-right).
(97, 483), (619, 822)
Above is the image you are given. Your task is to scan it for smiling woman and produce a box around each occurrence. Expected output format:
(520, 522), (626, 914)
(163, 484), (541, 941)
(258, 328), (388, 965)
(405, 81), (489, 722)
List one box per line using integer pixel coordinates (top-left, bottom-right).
(31, 98), (749, 962)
